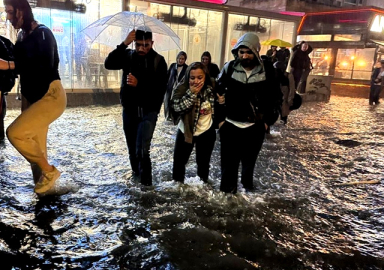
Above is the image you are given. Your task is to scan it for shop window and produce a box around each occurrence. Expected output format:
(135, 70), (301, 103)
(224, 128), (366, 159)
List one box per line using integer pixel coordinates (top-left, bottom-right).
(334, 34), (361, 41)
(335, 48), (375, 80)
(227, 14), (294, 62)
(310, 48), (332, 76)
(145, 2), (223, 69)
(297, 35), (332, 42)
(0, 0), (122, 91)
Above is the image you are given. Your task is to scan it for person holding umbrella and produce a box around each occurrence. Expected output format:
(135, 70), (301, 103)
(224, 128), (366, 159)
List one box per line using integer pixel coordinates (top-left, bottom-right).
(104, 26), (168, 186)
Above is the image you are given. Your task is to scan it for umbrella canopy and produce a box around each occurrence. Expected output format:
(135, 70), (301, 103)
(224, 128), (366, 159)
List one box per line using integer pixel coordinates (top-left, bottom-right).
(261, 39), (292, 47)
(82, 11), (181, 52)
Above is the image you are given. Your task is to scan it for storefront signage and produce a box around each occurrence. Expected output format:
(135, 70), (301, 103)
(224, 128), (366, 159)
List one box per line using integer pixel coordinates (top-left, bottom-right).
(52, 25), (64, 35)
(370, 15), (384, 33)
(192, 0), (227, 4)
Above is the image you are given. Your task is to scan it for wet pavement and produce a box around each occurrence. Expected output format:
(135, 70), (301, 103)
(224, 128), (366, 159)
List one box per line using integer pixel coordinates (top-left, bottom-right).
(0, 96), (383, 270)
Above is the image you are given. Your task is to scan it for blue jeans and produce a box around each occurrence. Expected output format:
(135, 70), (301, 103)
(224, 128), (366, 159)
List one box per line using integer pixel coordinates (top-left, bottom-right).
(122, 108), (158, 185)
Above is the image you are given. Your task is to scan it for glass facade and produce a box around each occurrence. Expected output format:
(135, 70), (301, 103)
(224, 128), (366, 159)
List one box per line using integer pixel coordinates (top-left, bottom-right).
(131, 0), (295, 69)
(0, 0), (122, 91)
(310, 48), (333, 76)
(146, 2), (224, 67)
(0, 0), (297, 92)
(226, 15), (295, 63)
(334, 48), (375, 80)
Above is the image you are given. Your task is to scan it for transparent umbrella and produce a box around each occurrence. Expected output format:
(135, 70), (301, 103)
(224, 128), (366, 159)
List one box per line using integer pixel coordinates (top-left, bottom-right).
(81, 11), (181, 52)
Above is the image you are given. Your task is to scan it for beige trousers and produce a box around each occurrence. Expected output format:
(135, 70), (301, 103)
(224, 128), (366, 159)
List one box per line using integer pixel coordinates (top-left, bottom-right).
(7, 80), (67, 168)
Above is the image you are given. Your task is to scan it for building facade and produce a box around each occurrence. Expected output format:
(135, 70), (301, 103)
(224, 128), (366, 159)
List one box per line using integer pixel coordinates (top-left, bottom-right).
(0, 0), (300, 92)
(297, 8), (384, 82)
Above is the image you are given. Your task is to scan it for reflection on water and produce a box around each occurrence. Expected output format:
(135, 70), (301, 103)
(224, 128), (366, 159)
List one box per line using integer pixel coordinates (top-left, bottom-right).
(0, 96), (383, 269)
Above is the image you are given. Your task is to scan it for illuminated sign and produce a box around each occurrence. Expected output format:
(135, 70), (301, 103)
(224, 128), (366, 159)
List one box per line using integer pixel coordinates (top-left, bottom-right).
(370, 15), (384, 33)
(193, 0), (227, 4)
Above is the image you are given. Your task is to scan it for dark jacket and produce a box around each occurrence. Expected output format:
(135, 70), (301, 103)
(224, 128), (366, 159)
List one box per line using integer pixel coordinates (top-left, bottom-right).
(0, 36), (16, 93)
(290, 43), (313, 70)
(371, 67), (384, 88)
(207, 63), (220, 79)
(164, 62), (188, 119)
(105, 43), (168, 114)
(14, 25), (60, 104)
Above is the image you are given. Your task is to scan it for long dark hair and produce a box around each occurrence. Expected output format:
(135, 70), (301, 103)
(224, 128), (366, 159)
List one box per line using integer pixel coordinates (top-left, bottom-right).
(185, 62), (212, 89)
(3, 0), (35, 34)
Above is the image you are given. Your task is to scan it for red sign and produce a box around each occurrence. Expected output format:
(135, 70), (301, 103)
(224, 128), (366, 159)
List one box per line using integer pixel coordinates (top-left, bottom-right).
(193, 0), (227, 4)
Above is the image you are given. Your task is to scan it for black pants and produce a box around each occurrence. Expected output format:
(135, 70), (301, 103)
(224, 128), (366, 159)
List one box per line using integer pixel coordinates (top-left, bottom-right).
(172, 125), (216, 183)
(369, 85), (381, 105)
(219, 121), (265, 193)
(122, 109), (158, 185)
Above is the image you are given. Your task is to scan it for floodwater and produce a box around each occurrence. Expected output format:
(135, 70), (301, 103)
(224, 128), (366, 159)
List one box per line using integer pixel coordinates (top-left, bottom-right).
(0, 96), (383, 270)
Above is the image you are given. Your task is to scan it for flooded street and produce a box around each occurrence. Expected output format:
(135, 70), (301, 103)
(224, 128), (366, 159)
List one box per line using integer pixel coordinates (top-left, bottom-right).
(1, 95), (383, 270)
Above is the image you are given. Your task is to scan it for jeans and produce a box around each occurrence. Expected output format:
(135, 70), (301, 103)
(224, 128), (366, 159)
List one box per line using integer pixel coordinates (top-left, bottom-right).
(122, 108), (158, 185)
(219, 121), (265, 194)
(172, 125), (216, 183)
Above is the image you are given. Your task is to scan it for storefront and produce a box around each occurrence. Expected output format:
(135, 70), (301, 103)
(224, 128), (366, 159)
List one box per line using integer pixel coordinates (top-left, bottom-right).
(131, 0), (300, 69)
(297, 8), (384, 82)
(0, 0), (300, 92)
(0, 0), (123, 91)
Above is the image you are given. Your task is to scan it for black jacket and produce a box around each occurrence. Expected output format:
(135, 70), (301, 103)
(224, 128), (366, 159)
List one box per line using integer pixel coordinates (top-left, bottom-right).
(14, 25), (60, 104)
(164, 62), (188, 119)
(105, 43), (168, 114)
(0, 36), (16, 93)
(290, 44), (313, 70)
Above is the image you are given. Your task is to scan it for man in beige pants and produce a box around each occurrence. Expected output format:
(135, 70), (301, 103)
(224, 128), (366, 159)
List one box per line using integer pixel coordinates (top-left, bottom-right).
(1, 0), (67, 195)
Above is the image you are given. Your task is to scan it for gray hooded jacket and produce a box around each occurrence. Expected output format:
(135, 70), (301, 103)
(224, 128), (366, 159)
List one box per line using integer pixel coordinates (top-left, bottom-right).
(216, 32), (281, 126)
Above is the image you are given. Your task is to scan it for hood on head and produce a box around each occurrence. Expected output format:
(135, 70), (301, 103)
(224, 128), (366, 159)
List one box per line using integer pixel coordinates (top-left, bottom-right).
(231, 33), (261, 59)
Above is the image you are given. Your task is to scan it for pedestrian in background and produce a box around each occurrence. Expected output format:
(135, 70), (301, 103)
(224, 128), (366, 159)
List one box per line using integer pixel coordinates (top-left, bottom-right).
(201, 51), (220, 80)
(369, 59), (384, 105)
(289, 41), (312, 93)
(0, 34), (16, 141)
(266, 45), (277, 63)
(164, 51), (188, 121)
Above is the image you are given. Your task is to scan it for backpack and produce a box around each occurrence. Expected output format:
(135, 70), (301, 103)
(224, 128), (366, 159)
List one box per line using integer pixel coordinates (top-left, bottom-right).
(0, 37), (16, 93)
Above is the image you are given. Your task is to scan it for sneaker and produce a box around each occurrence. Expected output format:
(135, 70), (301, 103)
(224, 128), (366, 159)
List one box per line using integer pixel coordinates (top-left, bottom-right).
(34, 166), (61, 194)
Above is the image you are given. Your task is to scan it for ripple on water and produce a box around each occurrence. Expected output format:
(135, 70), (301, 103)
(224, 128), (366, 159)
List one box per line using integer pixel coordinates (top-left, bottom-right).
(0, 98), (384, 269)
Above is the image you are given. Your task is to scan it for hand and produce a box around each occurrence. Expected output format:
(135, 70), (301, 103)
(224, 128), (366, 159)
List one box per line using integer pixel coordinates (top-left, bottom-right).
(190, 81), (204, 94)
(216, 93), (225, 104)
(127, 73), (138, 87)
(124, 30), (136, 46)
(219, 121), (225, 128)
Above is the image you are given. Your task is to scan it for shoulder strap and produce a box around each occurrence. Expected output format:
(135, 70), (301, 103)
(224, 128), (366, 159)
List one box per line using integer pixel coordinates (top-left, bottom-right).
(226, 60), (235, 79)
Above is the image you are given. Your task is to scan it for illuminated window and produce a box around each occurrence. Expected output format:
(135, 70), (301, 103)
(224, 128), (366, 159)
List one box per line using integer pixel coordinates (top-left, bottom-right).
(310, 48), (332, 76)
(297, 35), (332, 42)
(334, 48), (375, 80)
(334, 34), (361, 41)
